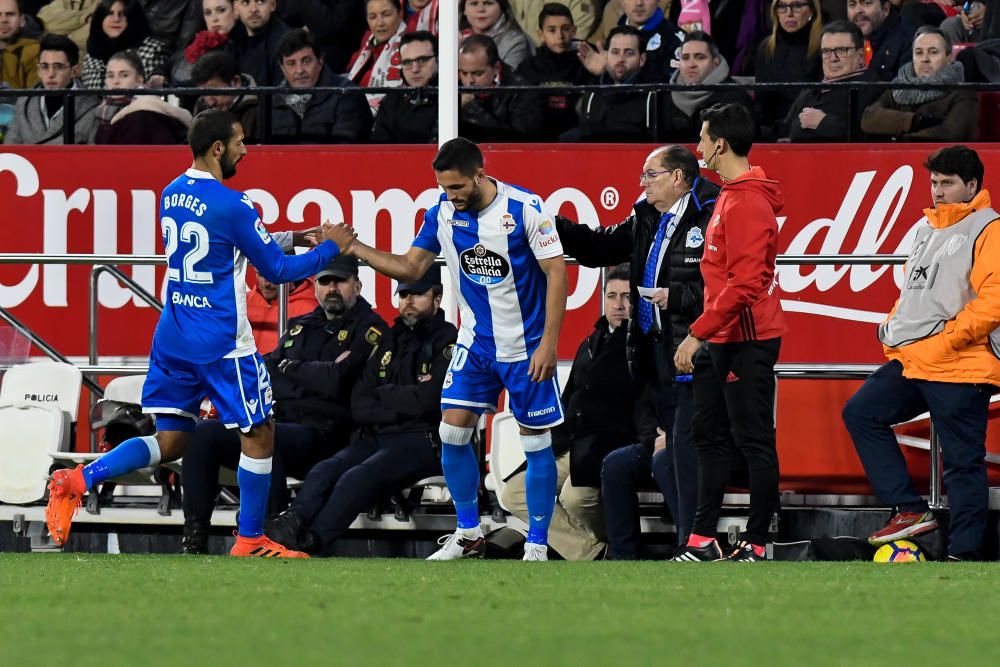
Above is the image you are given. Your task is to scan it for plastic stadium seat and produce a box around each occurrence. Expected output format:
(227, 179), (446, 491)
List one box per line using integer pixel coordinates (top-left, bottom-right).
(488, 413), (526, 511)
(0, 362), (83, 503)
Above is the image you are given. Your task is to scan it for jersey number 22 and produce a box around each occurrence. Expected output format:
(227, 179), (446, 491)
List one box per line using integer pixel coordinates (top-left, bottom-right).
(162, 217), (213, 284)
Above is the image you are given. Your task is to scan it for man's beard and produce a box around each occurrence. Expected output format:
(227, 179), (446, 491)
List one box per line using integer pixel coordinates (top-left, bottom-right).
(401, 313), (420, 327)
(220, 151), (238, 179)
(322, 294), (345, 316)
(464, 181), (485, 211)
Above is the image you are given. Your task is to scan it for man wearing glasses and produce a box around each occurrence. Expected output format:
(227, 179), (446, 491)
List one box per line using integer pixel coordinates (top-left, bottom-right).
(779, 20), (881, 142)
(556, 144), (720, 551)
(372, 30), (438, 143)
(4, 33), (99, 144)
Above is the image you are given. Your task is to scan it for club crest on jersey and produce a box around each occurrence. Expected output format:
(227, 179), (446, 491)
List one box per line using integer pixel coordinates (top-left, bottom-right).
(686, 227), (704, 249)
(459, 244), (510, 286)
(254, 220), (271, 244)
(501, 214), (516, 234)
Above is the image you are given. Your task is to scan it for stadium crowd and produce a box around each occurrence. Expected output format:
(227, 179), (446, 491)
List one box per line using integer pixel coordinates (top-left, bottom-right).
(1, 0), (997, 144)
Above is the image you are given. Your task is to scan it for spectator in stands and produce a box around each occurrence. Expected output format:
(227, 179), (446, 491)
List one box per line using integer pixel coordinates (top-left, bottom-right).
(4, 34), (100, 144)
(862, 25), (977, 141)
(458, 33), (544, 141)
(516, 2), (591, 140)
(181, 254), (388, 554)
(939, 0), (988, 43)
(270, 28), (373, 143)
(234, 0), (288, 86)
(192, 50), (260, 142)
(614, 0), (684, 81)
(512, 0), (596, 46)
(93, 48), (191, 143)
(590, 0), (667, 46)
(843, 145), (1000, 561)
(499, 266), (649, 561)
(780, 20), (881, 142)
(82, 0), (171, 90)
(371, 30), (438, 143)
(280, 0), (366, 74)
(0, 0), (39, 89)
(753, 0), (824, 139)
(346, 0), (406, 116)
(460, 0), (535, 70)
(576, 25), (664, 142)
(137, 0), (201, 50)
(265, 267), (456, 556)
(37, 0), (100, 53)
(847, 0), (917, 80)
(407, 0), (439, 33)
(662, 31), (757, 141)
(246, 272), (316, 354)
(556, 145), (720, 555)
(148, 0), (238, 87)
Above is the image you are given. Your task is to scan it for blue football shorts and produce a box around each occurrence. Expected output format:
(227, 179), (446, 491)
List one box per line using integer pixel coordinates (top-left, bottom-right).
(141, 345), (273, 433)
(440, 345), (564, 430)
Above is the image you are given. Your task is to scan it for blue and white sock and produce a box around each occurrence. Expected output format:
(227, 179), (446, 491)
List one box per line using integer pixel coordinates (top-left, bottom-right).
(82, 435), (160, 490)
(237, 453), (271, 538)
(439, 423), (480, 534)
(522, 433), (557, 546)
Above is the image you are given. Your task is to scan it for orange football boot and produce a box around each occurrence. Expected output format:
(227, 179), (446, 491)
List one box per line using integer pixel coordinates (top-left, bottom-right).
(230, 533), (310, 559)
(45, 464), (87, 546)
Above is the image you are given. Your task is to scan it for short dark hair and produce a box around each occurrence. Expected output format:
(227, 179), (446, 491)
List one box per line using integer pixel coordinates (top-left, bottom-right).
(192, 50), (240, 86)
(605, 25), (643, 52)
(432, 137), (483, 176)
(822, 19), (864, 50)
(683, 30), (720, 59)
(40, 33), (80, 67)
(188, 109), (238, 158)
(914, 25), (952, 55)
(700, 103), (754, 157)
(539, 2), (573, 29)
(924, 145), (984, 194)
(276, 28), (321, 62)
(655, 145), (700, 187)
(605, 263), (630, 286)
(400, 30), (438, 57)
(109, 49), (145, 80)
(459, 33), (500, 67)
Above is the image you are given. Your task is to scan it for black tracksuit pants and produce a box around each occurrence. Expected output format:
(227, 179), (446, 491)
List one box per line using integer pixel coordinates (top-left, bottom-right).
(690, 338), (781, 546)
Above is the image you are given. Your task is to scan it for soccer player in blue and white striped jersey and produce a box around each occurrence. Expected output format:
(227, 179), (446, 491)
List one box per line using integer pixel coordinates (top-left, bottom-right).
(348, 138), (569, 561)
(45, 110), (356, 557)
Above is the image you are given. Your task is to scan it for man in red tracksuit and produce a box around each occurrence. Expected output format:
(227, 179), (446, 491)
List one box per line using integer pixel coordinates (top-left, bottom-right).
(672, 102), (787, 562)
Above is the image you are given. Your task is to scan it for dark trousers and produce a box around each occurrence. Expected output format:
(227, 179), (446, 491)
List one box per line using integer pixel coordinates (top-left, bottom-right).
(691, 338), (781, 546)
(181, 420), (337, 522)
(291, 432), (441, 555)
(842, 360), (990, 557)
(659, 380), (697, 546)
(601, 443), (672, 560)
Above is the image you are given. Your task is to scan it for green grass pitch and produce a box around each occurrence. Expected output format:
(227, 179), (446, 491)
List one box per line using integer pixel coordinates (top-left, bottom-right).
(1, 555), (997, 666)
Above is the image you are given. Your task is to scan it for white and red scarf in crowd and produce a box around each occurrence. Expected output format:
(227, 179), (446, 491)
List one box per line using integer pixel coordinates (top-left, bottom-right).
(406, 0), (439, 35)
(346, 21), (406, 115)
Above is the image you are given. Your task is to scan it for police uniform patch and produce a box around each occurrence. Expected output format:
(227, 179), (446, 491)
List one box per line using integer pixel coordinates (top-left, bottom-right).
(365, 327), (382, 345)
(380, 351), (392, 368)
(289, 325), (303, 336)
(337, 330), (348, 342)
(443, 344), (455, 360)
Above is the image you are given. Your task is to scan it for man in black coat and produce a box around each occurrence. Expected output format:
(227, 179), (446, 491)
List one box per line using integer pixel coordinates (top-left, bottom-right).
(266, 267), (458, 556)
(499, 265), (656, 560)
(371, 31), (438, 144)
(233, 0), (290, 87)
(556, 144), (720, 553)
(180, 254), (388, 553)
(458, 34), (544, 142)
(847, 0), (916, 81)
(269, 28), (372, 144)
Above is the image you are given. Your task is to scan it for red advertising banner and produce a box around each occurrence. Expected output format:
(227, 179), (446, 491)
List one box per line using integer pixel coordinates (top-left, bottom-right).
(2, 143), (998, 491)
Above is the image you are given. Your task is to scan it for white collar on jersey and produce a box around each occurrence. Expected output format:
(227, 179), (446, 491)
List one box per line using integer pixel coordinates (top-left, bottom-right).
(184, 168), (215, 179)
(668, 191), (691, 220)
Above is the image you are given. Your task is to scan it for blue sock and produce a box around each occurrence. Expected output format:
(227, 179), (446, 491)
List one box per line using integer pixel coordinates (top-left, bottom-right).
(523, 442), (557, 546)
(237, 453), (271, 538)
(441, 443), (480, 529)
(82, 435), (160, 490)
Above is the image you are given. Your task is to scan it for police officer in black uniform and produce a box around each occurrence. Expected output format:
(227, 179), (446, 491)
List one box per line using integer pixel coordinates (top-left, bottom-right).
(180, 254), (388, 553)
(266, 266), (457, 556)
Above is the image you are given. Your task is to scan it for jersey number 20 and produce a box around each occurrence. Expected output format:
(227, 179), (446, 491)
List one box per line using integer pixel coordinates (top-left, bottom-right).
(162, 217), (213, 284)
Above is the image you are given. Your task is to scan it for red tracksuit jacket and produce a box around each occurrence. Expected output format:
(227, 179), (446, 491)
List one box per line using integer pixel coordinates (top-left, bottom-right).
(689, 166), (788, 343)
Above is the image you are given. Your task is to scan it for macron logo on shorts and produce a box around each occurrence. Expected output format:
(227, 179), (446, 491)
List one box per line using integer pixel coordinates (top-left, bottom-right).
(527, 405), (557, 418)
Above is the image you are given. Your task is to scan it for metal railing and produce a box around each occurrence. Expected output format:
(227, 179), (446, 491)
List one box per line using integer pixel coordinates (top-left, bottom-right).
(4, 78), (997, 144)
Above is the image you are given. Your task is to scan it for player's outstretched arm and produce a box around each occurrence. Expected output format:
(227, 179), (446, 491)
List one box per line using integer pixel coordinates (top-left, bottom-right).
(348, 240), (437, 284)
(529, 255), (568, 383)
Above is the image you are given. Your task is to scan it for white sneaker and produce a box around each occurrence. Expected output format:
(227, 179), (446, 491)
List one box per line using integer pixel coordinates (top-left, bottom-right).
(426, 528), (486, 561)
(522, 543), (548, 561)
